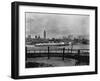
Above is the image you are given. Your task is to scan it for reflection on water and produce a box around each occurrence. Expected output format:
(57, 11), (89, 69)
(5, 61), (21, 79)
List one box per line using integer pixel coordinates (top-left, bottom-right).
(26, 44), (89, 50)
(65, 44), (89, 49)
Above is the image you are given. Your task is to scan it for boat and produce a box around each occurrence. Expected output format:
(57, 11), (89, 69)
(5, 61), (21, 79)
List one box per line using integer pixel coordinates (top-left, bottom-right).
(35, 42), (69, 46)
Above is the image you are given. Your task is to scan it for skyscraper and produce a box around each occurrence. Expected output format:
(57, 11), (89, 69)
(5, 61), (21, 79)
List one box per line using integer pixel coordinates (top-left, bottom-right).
(44, 30), (46, 39)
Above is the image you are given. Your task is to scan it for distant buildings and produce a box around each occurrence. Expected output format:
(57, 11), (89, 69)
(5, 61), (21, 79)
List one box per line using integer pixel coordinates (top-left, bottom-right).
(44, 30), (46, 39)
(26, 30), (89, 45)
(33, 30), (47, 39)
(26, 30), (48, 45)
(35, 35), (40, 39)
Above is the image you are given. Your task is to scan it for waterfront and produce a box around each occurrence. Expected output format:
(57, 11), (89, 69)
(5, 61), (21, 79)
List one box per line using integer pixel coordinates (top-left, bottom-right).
(25, 44), (89, 68)
(25, 12), (90, 68)
(26, 44), (89, 51)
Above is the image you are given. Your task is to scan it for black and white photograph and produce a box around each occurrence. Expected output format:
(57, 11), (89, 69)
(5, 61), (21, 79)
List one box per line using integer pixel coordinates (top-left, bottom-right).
(11, 2), (97, 79)
(25, 12), (90, 68)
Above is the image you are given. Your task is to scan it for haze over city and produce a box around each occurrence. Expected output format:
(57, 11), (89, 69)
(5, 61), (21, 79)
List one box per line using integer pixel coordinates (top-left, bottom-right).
(25, 12), (90, 68)
(25, 12), (89, 39)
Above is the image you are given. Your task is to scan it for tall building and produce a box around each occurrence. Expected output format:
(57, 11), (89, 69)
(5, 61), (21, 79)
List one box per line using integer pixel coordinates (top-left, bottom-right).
(35, 35), (37, 39)
(28, 35), (31, 39)
(44, 30), (46, 39)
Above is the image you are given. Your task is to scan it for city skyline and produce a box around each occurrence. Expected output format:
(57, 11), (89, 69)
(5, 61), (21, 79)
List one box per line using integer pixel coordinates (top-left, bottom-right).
(26, 12), (89, 39)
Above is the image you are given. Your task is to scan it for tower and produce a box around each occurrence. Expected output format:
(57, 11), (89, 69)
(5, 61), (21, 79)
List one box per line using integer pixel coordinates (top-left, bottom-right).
(44, 30), (46, 39)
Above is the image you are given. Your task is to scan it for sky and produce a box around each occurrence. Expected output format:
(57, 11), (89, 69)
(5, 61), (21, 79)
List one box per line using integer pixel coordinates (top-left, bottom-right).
(25, 12), (89, 39)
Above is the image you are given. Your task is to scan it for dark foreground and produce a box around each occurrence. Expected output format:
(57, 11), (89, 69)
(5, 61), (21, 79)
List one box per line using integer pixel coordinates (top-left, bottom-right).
(26, 56), (89, 68)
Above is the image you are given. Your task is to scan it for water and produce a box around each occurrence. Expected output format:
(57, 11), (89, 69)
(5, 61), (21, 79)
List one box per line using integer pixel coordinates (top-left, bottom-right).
(64, 44), (89, 49)
(26, 44), (89, 50)
(26, 44), (89, 67)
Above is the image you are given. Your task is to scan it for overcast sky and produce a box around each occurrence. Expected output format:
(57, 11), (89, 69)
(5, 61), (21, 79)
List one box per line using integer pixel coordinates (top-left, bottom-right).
(25, 12), (89, 38)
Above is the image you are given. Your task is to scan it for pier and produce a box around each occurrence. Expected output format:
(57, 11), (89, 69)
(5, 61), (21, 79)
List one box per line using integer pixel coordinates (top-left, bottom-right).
(25, 46), (89, 65)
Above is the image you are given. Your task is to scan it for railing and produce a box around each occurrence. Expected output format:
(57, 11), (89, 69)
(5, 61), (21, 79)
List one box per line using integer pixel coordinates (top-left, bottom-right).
(25, 46), (89, 62)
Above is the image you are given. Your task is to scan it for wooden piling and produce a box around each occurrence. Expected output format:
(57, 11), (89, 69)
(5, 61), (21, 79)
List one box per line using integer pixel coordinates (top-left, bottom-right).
(75, 49), (80, 65)
(25, 47), (27, 61)
(48, 46), (50, 59)
(62, 47), (65, 60)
